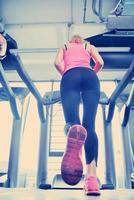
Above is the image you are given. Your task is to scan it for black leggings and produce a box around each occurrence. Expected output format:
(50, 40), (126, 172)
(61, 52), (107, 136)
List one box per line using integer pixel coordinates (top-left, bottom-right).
(60, 67), (100, 165)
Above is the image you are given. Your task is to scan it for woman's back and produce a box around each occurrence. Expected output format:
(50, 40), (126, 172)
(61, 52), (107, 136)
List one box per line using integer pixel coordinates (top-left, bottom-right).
(63, 42), (91, 74)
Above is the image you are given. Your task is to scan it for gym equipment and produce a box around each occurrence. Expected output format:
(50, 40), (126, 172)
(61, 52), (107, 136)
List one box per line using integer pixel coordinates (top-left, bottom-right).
(0, 30), (49, 188)
(118, 83), (134, 188)
(0, 62), (30, 187)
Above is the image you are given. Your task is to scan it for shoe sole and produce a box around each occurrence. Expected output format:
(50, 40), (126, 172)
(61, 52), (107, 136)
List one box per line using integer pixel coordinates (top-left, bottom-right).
(85, 191), (101, 196)
(61, 125), (87, 185)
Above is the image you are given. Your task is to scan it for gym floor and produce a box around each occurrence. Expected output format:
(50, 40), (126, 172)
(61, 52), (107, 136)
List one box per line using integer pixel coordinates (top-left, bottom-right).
(0, 189), (134, 200)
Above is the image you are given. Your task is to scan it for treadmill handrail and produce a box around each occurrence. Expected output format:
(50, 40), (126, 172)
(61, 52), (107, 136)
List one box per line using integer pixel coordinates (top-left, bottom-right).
(110, 59), (134, 102)
(9, 52), (45, 123)
(106, 58), (134, 122)
(0, 62), (20, 119)
(126, 83), (134, 108)
(122, 84), (134, 126)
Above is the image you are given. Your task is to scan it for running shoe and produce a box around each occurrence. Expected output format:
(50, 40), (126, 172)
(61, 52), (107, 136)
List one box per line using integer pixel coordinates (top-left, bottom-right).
(61, 125), (87, 185)
(84, 176), (101, 196)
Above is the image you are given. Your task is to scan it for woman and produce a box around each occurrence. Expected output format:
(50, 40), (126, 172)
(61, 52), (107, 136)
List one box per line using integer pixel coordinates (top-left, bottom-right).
(54, 34), (104, 196)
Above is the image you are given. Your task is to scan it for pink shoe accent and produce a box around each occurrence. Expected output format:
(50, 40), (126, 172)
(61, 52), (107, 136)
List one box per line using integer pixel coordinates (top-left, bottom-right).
(84, 176), (101, 196)
(61, 125), (87, 185)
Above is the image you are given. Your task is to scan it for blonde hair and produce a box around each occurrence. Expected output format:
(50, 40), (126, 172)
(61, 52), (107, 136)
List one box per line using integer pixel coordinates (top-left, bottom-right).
(69, 34), (84, 44)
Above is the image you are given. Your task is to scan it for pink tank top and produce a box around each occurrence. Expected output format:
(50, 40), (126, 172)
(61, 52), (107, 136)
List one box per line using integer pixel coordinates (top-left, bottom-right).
(63, 42), (91, 75)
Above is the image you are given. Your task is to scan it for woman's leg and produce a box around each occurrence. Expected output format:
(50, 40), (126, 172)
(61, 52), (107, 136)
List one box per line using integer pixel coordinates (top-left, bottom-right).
(60, 70), (81, 126)
(60, 69), (87, 185)
(82, 90), (99, 175)
(81, 70), (100, 176)
(81, 70), (100, 195)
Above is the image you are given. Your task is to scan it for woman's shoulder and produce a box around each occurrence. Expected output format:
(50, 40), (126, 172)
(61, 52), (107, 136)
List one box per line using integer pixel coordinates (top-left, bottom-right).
(63, 41), (92, 51)
(62, 42), (69, 51)
(63, 42), (78, 51)
(83, 41), (91, 51)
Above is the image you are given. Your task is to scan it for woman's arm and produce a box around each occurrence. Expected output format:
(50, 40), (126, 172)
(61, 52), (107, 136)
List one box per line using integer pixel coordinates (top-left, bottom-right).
(0, 34), (7, 59)
(54, 47), (65, 75)
(87, 44), (104, 73)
